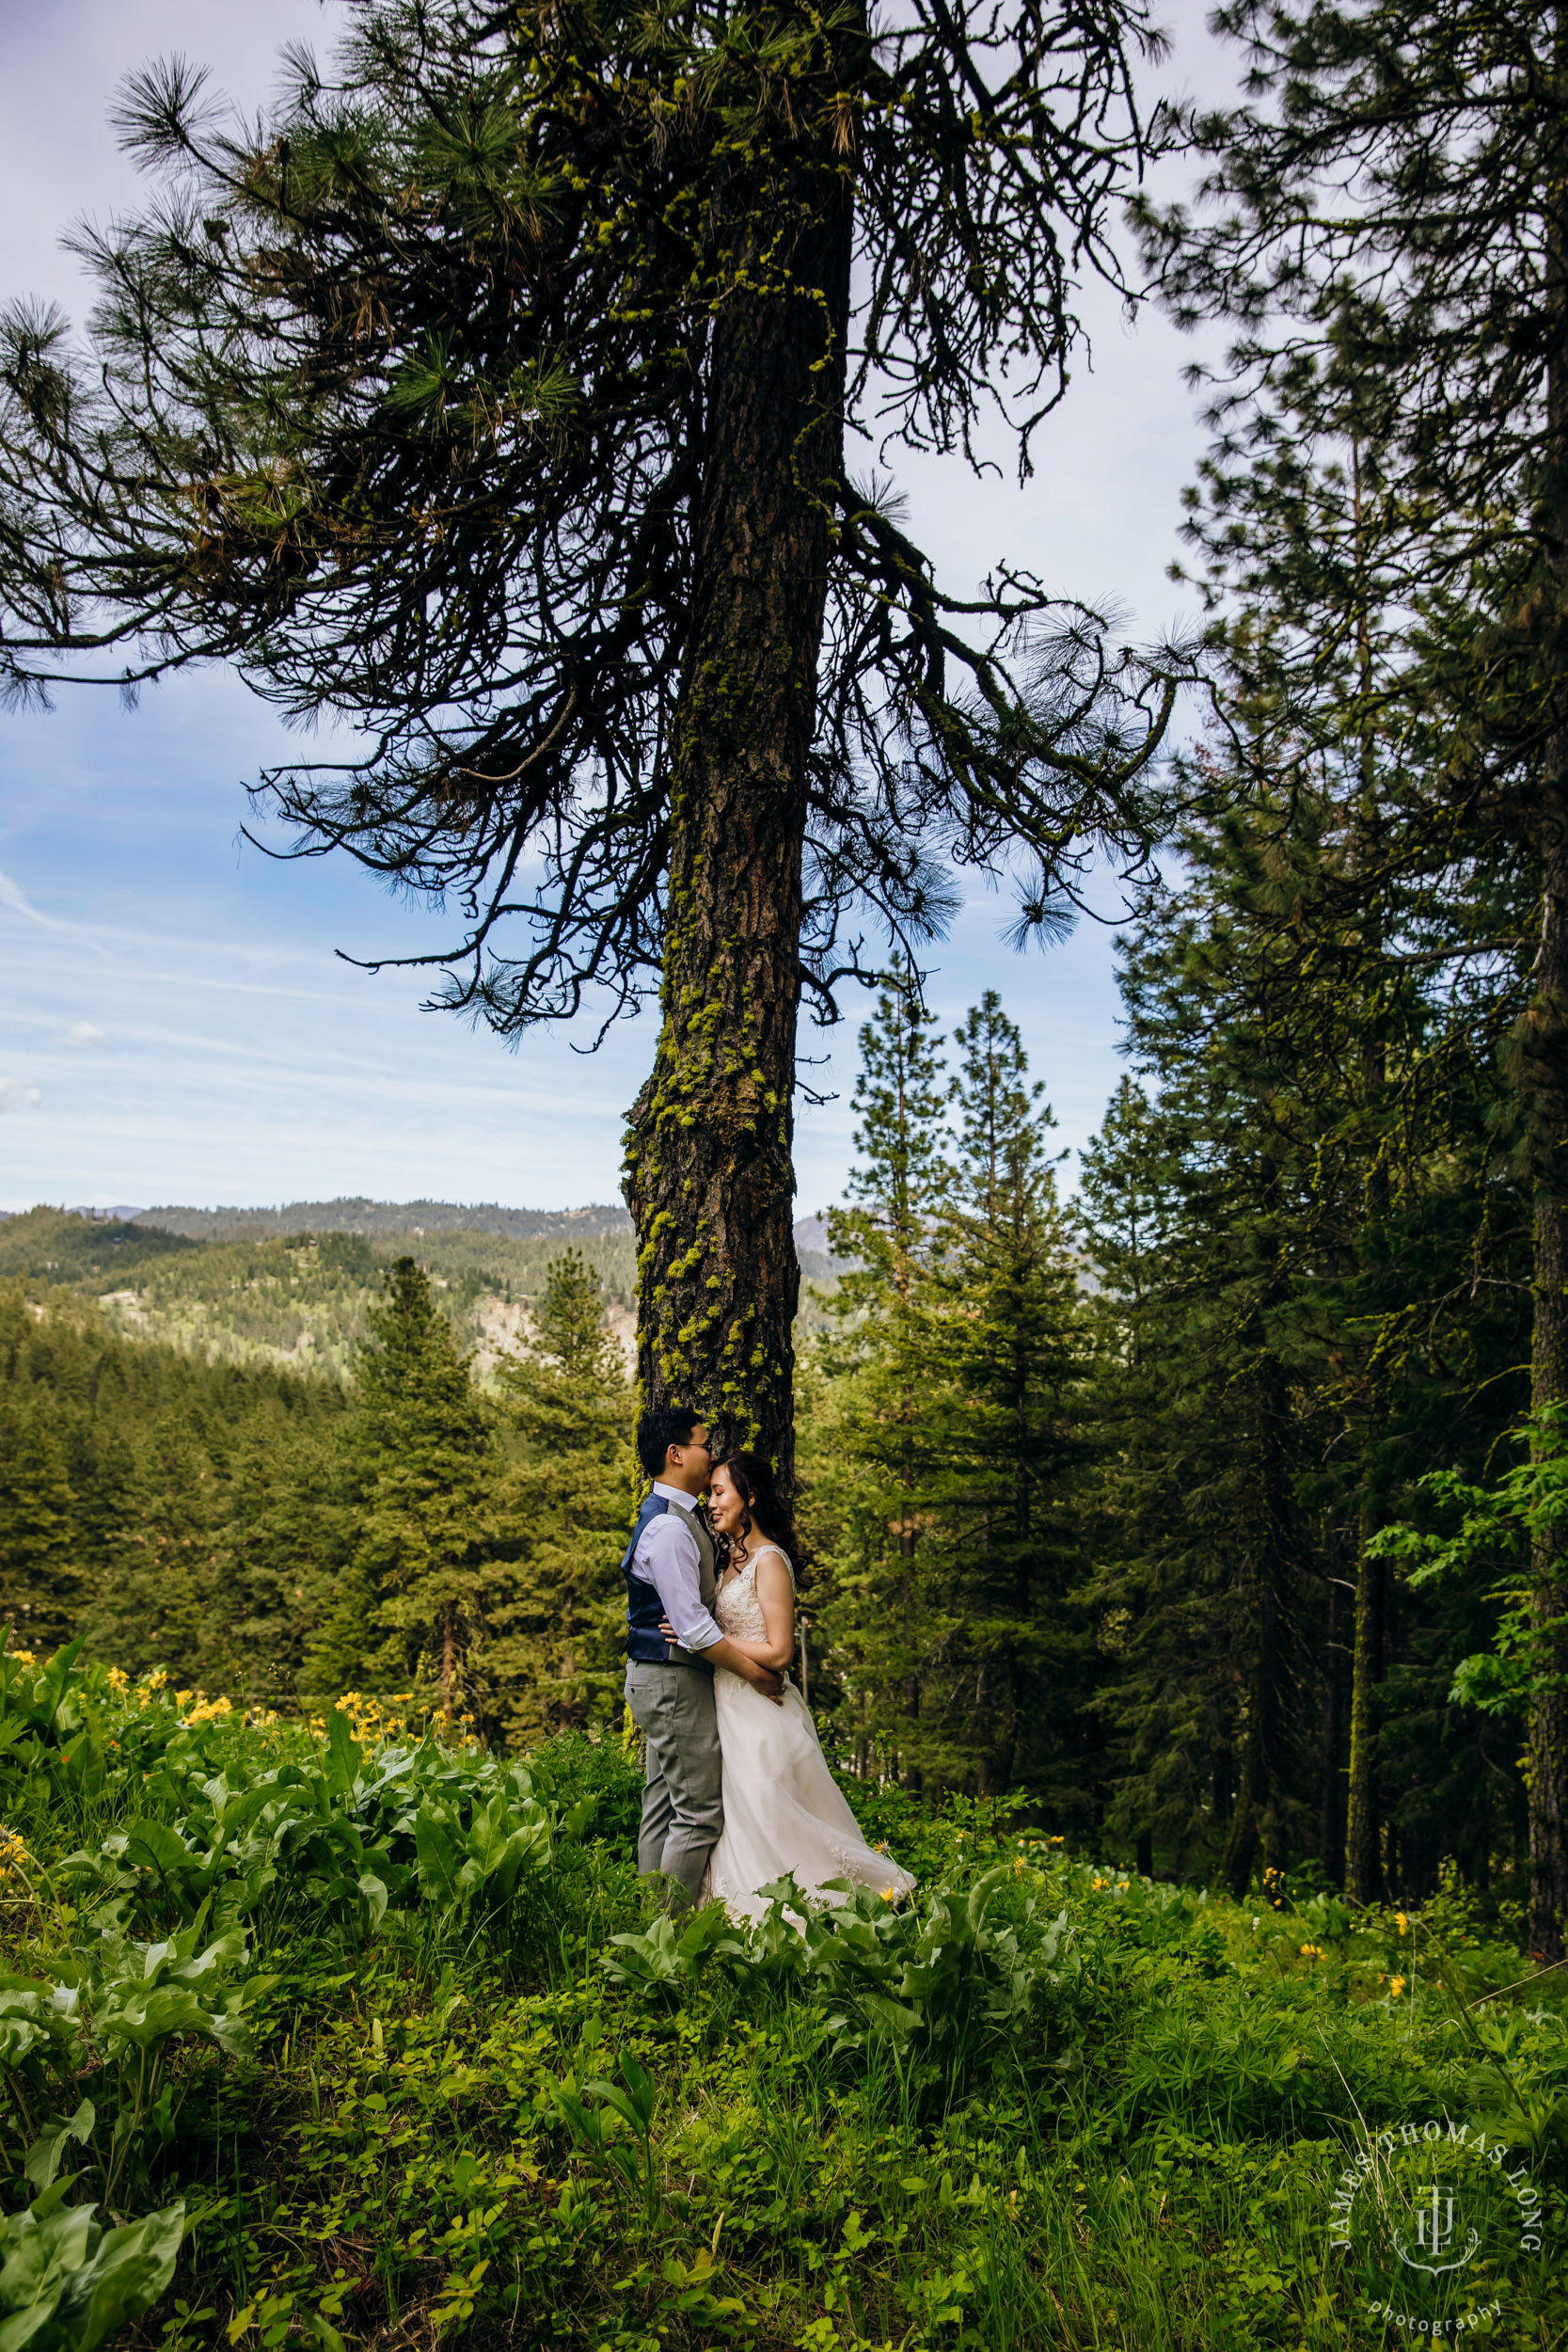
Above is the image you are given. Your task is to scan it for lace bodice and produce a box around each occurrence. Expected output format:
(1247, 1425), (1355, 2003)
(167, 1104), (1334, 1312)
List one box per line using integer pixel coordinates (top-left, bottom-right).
(714, 1544), (794, 1642)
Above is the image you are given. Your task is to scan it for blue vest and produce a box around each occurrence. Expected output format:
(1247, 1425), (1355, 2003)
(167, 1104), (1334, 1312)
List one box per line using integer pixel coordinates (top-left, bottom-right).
(622, 1493), (717, 1667)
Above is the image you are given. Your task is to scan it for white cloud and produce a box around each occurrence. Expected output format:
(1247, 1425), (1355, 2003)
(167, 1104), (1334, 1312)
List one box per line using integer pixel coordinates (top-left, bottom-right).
(0, 1080), (42, 1114)
(0, 866), (68, 931)
(63, 1023), (104, 1047)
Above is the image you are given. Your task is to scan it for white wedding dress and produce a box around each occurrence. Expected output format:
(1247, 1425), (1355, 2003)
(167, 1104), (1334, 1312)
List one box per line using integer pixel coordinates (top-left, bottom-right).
(705, 1544), (917, 1922)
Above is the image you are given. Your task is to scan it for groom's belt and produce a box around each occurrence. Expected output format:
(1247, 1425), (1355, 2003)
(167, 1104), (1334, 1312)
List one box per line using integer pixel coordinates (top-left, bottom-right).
(626, 1631), (713, 1670)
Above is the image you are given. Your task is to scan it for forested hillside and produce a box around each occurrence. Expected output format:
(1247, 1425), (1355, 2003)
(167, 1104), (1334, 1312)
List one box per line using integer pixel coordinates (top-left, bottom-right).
(0, 1250), (635, 1747)
(0, 1208), (640, 1379)
(0, 1205), (847, 1382)
(130, 1197), (634, 1243)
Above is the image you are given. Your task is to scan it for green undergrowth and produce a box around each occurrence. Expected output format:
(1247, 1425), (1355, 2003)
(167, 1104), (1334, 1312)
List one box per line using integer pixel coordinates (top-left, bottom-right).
(1, 1646), (1565, 2350)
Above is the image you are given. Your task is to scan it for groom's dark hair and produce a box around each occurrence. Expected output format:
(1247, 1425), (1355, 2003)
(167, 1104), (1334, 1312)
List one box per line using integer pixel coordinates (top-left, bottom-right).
(637, 1405), (704, 1479)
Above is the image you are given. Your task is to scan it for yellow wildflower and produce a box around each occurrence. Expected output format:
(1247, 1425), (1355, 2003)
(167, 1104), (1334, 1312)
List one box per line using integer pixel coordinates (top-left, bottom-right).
(1389, 1975), (1406, 1999)
(1395, 1913), (1409, 1935)
(881, 1887), (898, 1902)
(182, 1694), (232, 1726)
(1299, 1944), (1323, 1960)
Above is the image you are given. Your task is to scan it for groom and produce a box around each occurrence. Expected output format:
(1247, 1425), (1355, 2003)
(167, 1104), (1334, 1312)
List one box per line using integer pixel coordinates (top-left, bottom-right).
(622, 1406), (784, 1905)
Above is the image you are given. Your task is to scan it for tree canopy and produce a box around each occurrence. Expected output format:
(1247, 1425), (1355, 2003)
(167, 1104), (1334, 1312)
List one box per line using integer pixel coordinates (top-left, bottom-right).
(0, 0), (1186, 1472)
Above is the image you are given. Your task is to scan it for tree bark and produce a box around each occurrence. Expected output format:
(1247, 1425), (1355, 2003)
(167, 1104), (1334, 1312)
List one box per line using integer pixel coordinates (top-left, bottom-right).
(1220, 1351), (1291, 1897)
(1321, 1537), (1349, 1882)
(1524, 96), (1568, 1960)
(1344, 1511), (1385, 1906)
(1527, 791), (1568, 1959)
(623, 153), (851, 1489)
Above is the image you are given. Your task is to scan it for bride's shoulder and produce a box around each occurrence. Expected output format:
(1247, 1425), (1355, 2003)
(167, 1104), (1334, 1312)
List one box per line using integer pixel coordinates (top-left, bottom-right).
(752, 1542), (796, 1586)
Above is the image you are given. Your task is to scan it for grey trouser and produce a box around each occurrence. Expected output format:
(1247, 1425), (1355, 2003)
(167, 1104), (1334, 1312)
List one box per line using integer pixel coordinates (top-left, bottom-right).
(625, 1661), (723, 1904)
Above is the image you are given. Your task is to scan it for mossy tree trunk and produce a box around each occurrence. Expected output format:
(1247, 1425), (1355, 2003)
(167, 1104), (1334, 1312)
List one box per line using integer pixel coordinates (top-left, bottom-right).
(623, 152), (852, 1488)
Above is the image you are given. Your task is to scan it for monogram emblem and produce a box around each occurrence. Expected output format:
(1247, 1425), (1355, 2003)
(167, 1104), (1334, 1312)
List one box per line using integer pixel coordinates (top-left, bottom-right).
(1392, 2183), (1480, 2277)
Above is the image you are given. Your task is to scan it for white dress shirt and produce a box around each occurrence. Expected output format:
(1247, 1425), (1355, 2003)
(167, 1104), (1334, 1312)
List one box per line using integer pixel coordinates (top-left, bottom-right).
(629, 1481), (724, 1653)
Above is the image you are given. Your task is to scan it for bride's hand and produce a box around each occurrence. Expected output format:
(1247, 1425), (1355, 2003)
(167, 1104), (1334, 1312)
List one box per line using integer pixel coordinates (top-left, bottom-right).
(657, 1617), (677, 1641)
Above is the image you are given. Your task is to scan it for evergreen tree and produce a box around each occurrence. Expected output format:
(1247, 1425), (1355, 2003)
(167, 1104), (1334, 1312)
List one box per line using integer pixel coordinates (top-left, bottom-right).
(1140, 0), (1568, 1952)
(490, 1249), (636, 1746)
(215, 1413), (351, 1708)
(315, 1259), (504, 1724)
(921, 993), (1096, 1804)
(1080, 786), (1529, 1894)
(1078, 925), (1316, 1890)
(85, 1410), (226, 1685)
(816, 964), (954, 1782)
(812, 977), (1097, 1800)
(0, 0), (1180, 1474)
(0, 1394), (81, 1657)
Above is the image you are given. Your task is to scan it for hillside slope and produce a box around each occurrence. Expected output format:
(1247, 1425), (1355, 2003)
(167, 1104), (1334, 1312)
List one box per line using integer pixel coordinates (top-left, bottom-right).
(4, 1204), (838, 1375)
(135, 1197), (634, 1242)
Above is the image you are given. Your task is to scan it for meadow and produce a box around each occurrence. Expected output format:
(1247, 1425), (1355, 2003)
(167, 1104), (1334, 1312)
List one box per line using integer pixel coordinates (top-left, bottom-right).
(0, 1643), (1563, 2352)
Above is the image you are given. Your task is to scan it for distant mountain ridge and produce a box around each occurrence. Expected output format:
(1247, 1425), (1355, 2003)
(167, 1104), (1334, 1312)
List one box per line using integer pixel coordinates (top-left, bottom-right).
(0, 1199), (845, 1379)
(134, 1198), (635, 1242)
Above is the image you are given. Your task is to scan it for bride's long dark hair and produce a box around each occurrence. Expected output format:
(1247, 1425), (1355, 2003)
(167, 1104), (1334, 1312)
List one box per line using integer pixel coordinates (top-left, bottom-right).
(715, 1451), (801, 1569)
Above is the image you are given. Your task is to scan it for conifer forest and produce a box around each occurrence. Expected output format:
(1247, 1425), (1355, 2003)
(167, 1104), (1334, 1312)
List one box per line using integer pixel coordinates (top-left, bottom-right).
(3, 0), (1568, 2345)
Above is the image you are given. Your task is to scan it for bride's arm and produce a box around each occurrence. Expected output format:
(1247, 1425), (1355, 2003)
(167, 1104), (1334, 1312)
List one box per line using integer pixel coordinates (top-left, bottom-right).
(720, 1553), (796, 1672)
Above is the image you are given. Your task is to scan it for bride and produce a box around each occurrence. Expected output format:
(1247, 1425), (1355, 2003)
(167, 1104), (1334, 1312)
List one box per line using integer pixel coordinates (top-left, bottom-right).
(664, 1450), (917, 1921)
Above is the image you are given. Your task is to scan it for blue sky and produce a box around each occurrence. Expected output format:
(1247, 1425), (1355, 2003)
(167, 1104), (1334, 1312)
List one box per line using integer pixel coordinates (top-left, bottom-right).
(0, 0), (1230, 1218)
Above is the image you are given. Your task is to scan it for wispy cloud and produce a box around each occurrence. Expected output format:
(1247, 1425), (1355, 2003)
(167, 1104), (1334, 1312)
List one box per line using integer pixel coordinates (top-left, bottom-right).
(0, 866), (69, 931)
(63, 1022), (104, 1047)
(0, 1079), (42, 1114)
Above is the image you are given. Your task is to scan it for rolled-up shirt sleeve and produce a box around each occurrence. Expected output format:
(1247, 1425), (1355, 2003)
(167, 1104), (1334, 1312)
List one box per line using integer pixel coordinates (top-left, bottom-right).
(633, 1510), (724, 1652)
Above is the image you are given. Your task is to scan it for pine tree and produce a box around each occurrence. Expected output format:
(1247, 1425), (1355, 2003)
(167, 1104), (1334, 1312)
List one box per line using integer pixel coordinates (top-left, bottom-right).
(816, 963), (955, 1783)
(0, 0), (1181, 1475)
(1079, 785), (1530, 1893)
(314, 1259), (504, 1724)
(215, 1412), (351, 1708)
(920, 993), (1096, 1804)
(1139, 0), (1568, 1952)
(1078, 966), (1313, 1889)
(0, 1395), (82, 1657)
(490, 1249), (636, 1745)
(86, 1412), (225, 1685)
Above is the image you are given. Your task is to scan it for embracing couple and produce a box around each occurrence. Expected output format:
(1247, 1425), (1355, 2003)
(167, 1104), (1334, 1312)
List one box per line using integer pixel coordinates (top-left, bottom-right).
(621, 1406), (916, 1920)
